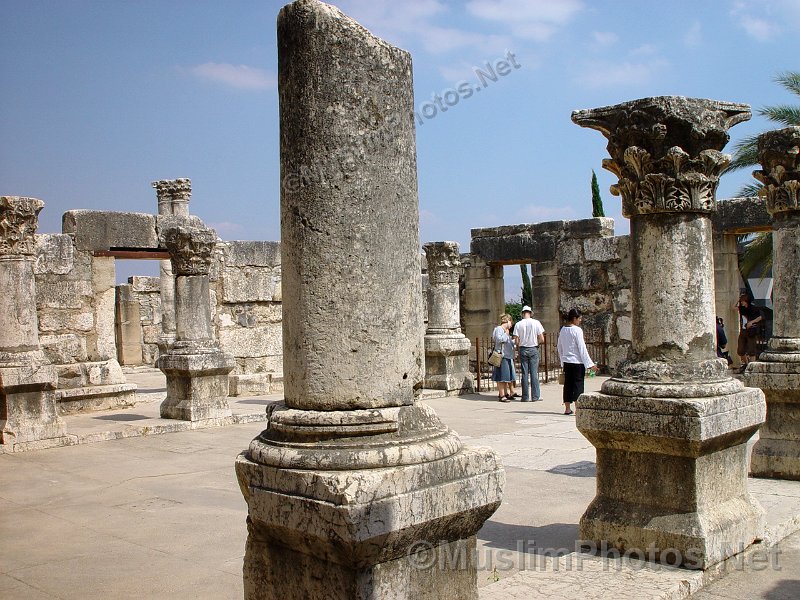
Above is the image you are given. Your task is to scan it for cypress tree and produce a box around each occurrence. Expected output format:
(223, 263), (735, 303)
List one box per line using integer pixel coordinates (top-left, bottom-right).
(591, 170), (605, 217)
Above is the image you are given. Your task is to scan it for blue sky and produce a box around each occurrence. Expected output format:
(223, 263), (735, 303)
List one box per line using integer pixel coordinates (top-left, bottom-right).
(1, 0), (798, 295)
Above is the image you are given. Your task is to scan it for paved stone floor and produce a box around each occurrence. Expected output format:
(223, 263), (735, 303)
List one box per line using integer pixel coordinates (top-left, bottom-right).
(1, 372), (799, 599)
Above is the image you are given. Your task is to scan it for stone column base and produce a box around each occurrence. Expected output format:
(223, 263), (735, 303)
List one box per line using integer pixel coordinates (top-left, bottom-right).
(0, 357), (66, 446)
(235, 444), (502, 600)
(158, 351), (235, 421)
(746, 355), (800, 480)
(424, 334), (474, 393)
(577, 382), (765, 569)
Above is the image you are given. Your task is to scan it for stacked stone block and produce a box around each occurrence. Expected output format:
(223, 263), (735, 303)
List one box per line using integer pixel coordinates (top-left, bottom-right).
(211, 241), (283, 396)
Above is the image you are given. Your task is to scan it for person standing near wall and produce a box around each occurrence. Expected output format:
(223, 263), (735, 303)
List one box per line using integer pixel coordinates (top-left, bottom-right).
(492, 314), (516, 402)
(557, 308), (597, 415)
(735, 293), (763, 372)
(513, 305), (545, 402)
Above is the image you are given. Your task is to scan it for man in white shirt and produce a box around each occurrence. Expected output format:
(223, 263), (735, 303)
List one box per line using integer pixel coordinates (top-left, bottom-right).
(513, 305), (545, 402)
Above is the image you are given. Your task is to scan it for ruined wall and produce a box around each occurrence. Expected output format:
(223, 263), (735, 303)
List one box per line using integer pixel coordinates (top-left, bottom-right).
(557, 234), (632, 369)
(34, 233), (135, 412)
(210, 241), (283, 395)
(468, 218), (634, 373)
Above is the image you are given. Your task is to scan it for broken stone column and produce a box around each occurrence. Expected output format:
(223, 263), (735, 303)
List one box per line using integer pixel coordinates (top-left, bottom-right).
(235, 2), (503, 598)
(572, 97), (765, 569)
(152, 178), (191, 355)
(0, 196), (66, 447)
(423, 241), (474, 393)
(747, 126), (800, 479)
(157, 223), (235, 421)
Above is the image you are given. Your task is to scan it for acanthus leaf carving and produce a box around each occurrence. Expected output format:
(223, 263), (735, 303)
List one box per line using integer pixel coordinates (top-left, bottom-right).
(0, 196), (44, 256)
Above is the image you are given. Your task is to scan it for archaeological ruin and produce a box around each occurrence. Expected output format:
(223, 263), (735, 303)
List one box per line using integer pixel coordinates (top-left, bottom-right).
(3, 1), (800, 599)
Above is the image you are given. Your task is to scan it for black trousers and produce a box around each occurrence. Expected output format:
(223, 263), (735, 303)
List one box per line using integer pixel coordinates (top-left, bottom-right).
(562, 362), (585, 404)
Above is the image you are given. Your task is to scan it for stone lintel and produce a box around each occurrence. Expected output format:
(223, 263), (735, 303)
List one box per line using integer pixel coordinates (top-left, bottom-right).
(712, 197), (771, 234)
(470, 218), (614, 264)
(62, 210), (160, 252)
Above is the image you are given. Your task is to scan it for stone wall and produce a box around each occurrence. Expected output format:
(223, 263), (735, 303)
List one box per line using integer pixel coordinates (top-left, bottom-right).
(210, 241), (283, 395)
(557, 233), (632, 369)
(34, 233), (135, 412)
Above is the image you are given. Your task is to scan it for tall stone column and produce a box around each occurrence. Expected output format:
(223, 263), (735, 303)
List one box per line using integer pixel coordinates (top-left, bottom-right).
(571, 97), (765, 569)
(423, 242), (473, 393)
(235, 2), (503, 599)
(152, 178), (191, 355)
(157, 223), (235, 421)
(747, 126), (800, 479)
(0, 196), (66, 447)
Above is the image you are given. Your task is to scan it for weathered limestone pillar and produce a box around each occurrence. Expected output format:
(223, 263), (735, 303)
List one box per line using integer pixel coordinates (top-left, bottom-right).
(462, 254), (504, 362)
(157, 223), (235, 421)
(235, 2), (503, 598)
(152, 178), (191, 354)
(423, 242), (473, 393)
(747, 126), (800, 479)
(0, 196), (66, 446)
(572, 97), (765, 569)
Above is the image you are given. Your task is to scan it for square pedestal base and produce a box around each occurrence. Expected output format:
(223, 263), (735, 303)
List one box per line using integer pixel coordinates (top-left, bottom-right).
(577, 387), (766, 569)
(747, 361), (800, 480)
(235, 445), (503, 600)
(158, 351), (235, 421)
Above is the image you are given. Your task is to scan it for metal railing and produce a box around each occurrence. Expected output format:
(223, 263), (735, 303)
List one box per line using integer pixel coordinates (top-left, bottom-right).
(474, 332), (607, 392)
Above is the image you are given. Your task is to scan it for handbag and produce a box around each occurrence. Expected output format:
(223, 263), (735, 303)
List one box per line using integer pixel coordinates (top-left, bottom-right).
(558, 372), (565, 385)
(488, 350), (503, 367)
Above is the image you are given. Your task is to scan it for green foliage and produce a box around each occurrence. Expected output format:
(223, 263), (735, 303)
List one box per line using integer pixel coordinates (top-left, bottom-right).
(505, 302), (522, 323)
(520, 264), (532, 307)
(727, 71), (800, 182)
(740, 232), (773, 279)
(591, 170), (605, 217)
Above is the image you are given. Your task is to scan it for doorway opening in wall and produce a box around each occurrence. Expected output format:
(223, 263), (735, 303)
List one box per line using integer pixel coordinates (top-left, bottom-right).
(109, 257), (166, 369)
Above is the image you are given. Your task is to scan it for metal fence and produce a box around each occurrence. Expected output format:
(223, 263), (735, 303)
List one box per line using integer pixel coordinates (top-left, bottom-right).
(474, 331), (607, 392)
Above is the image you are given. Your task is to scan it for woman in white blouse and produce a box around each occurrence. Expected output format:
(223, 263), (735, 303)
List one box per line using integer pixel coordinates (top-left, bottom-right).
(557, 308), (598, 415)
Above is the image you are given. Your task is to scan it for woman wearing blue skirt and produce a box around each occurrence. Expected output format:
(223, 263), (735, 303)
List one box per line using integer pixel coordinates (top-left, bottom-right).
(492, 313), (516, 402)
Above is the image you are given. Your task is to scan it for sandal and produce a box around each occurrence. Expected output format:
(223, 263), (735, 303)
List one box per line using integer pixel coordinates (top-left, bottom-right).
(498, 395), (511, 403)
(564, 410), (574, 415)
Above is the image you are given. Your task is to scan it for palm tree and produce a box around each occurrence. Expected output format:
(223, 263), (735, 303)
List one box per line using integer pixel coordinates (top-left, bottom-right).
(726, 71), (800, 278)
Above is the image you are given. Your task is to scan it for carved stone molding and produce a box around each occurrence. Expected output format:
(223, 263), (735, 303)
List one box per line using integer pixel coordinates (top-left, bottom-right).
(572, 97), (751, 217)
(424, 241), (461, 285)
(753, 126), (800, 216)
(151, 178), (192, 206)
(0, 196), (44, 256)
(161, 224), (216, 276)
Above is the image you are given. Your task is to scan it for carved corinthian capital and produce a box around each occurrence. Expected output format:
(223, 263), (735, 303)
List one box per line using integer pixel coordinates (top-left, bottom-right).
(152, 178), (192, 205)
(572, 97), (751, 217)
(424, 241), (461, 285)
(161, 224), (216, 276)
(753, 126), (800, 216)
(0, 196), (44, 256)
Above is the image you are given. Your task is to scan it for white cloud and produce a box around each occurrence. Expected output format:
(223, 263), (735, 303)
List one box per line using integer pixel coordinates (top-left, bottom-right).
(729, 0), (798, 41)
(419, 208), (439, 226)
(577, 58), (669, 89)
(684, 21), (702, 47)
(592, 31), (618, 47)
(188, 63), (276, 90)
(466, 0), (584, 41)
